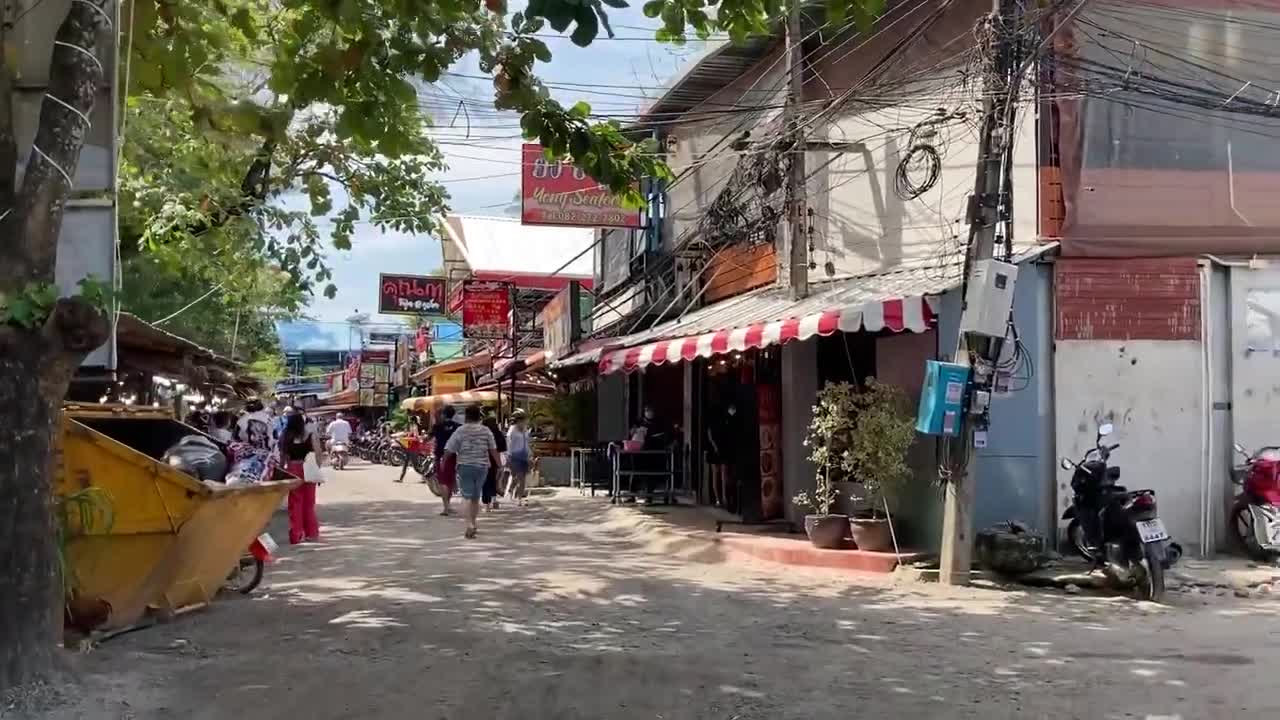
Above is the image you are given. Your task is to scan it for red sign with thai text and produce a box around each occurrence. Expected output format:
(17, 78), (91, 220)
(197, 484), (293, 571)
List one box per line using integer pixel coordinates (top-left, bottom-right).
(462, 280), (512, 340)
(520, 143), (643, 228)
(757, 384), (783, 521)
(379, 274), (446, 316)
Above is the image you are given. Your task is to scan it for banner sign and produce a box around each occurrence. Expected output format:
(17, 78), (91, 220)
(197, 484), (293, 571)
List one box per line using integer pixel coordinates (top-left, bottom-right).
(433, 372), (467, 395)
(758, 383), (783, 521)
(462, 280), (513, 340)
(520, 143), (643, 228)
(379, 274), (447, 316)
(539, 281), (593, 358)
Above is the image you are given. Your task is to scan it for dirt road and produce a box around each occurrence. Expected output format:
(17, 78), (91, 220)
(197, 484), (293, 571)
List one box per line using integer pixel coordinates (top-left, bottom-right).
(33, 460), (1280, 719)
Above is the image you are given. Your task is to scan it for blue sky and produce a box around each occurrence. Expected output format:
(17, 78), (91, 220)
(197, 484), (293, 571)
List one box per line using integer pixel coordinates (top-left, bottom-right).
(287, 7), (713, 335)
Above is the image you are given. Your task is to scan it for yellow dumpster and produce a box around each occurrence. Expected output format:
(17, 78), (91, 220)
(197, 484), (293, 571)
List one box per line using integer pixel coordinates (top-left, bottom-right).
(56, 404), (298, 629)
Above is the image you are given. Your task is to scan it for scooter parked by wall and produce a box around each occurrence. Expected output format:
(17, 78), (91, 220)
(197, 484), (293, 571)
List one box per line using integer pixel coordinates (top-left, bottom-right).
(1230, 444), (1280, 563)
(1060, 422), (1182, 602)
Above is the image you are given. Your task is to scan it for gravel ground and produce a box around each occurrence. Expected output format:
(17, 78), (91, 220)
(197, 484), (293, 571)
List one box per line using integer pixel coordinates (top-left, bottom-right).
(23, 459), (1280, 720)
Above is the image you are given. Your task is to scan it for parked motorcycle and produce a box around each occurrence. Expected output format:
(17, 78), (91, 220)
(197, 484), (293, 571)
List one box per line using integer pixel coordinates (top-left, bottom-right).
(1060, 422), (1180, 602)
(224, 533), (277, 595)
(1230, 444), (1280, 562)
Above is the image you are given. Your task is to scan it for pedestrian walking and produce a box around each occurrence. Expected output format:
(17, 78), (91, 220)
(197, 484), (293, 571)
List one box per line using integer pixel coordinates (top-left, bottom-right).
(443, 405), (500, 539)
(394, 414), (424, 483)
(481, 410), (507, 510)
(506, 409), (534, 507)
(279, 410), (324, 544)
(431, 406), (461, 515)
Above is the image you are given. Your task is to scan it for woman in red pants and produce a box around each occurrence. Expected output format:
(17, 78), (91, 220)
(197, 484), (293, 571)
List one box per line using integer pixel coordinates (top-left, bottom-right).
(280, 410), (324, 544)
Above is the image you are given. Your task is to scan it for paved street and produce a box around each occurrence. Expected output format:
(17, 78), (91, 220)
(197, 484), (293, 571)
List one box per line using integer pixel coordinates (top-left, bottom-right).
(42, 460), (1280, 720)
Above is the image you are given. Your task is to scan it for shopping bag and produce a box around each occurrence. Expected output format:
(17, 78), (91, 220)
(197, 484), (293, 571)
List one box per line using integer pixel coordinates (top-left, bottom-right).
(303, 453), (326, 484)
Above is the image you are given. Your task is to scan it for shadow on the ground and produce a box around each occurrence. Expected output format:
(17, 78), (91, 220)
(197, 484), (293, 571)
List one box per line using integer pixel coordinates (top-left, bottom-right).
(62, 491), (1279, 720)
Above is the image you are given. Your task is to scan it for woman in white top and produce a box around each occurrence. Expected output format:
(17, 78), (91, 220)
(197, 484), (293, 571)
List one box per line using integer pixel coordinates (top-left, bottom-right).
(505, 409), (534, 506)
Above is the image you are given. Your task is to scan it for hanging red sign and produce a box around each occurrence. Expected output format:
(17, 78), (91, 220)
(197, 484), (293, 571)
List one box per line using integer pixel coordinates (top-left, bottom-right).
(379, 274), (447, 316)
(520, 143), (643, 228)
(757, 383), (783, 521)
(462, 280), (513, 340)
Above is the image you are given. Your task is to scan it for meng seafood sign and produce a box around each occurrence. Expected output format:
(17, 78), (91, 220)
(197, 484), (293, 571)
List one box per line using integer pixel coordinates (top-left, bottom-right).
(520, 143), (643, 228)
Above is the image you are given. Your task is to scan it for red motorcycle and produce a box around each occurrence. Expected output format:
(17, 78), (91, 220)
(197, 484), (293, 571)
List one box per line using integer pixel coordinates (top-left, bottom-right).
(1231, 444), (1280, 562)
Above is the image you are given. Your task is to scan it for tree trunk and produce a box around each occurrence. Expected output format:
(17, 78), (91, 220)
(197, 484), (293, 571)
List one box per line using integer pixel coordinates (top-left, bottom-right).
(0, 341), (75, 689)
(0, 0), (111, 690)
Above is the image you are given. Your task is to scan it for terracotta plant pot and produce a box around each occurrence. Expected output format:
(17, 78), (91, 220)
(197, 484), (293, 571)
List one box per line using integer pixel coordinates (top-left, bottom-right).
(849, 517), (893, 552)
(804, 514), (849, 549)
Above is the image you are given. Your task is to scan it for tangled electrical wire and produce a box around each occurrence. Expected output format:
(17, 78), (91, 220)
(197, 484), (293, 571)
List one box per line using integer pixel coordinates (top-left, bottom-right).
(894, 142), (942, 199)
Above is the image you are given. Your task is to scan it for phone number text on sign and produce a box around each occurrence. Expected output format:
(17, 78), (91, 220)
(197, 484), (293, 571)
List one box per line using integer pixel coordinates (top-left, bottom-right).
(520, 143), (642, 229)
(462, 281), (512, 340)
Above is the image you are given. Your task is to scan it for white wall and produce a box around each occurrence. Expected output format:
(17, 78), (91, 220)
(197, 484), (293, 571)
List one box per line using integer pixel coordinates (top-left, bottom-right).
(809, 91), (1039, 278)
(1228, 265), (1280, 452)
(1054, 340), (1207, 553)
(664, 47), (787, 257)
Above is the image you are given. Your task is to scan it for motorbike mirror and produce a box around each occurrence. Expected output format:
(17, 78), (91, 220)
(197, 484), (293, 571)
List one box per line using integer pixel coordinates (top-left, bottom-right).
(1097, 423), (1114, 438)
(1060, 457), (1076, 471)
(1234, 442), (1248, 455)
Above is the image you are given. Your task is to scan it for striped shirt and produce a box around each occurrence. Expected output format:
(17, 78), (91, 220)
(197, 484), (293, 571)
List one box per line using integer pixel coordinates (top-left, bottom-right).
(445, 422), (496, 468)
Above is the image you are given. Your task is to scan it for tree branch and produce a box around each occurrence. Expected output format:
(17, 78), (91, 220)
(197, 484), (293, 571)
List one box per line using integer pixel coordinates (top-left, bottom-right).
(42, 297), (110, 357)
(187, 138), (276, 237)
(7, 0), (108, 291)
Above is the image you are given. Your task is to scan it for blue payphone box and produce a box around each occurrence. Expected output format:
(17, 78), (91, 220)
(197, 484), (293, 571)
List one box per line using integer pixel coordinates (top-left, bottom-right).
(916, 360), (971, 437)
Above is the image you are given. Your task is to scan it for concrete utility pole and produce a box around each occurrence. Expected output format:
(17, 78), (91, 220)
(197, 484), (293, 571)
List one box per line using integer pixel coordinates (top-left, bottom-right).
(939, 0), (1025, 585)
(784, 0), (809, 300)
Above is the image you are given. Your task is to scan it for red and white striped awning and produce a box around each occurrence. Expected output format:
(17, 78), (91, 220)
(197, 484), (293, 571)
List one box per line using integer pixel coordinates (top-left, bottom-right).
(489, 350), (552, 380)
(598, 295), (937, 375)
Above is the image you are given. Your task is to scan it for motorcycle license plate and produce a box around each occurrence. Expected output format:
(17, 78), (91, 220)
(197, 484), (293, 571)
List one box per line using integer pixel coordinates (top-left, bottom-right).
(255, 533), (279, 557)
(1136, 519), (1169, 543)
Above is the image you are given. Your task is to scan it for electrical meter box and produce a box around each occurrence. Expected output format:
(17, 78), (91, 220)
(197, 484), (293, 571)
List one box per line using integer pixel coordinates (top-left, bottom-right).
(959, 259), (1018, 338)
(916, 360), (971, 437)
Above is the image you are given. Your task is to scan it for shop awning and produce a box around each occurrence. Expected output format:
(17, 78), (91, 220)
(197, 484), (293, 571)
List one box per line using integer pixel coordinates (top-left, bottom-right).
(400, 390), (500, 412)
(398, 380), (557, 412)
(308, 402), (358, 415)
(558, 265), (957, 375)
(488, 350), (552, 381)
(410, 351), (492, 383)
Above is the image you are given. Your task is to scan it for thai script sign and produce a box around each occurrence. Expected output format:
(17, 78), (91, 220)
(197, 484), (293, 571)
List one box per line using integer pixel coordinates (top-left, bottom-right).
(379, 274), (446, 316)
(520, 143), (643, 228)
(462, 280), (513, 340)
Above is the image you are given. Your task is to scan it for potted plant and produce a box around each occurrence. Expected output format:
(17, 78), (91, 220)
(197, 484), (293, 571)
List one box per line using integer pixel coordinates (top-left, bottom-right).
(843, 378), (916, 552)
(793, 382), (859, 549)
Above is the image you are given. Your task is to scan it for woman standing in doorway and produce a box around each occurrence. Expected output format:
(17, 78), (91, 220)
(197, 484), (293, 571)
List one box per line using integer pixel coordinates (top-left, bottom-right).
(280, 410), (324, 544)
(506, 409), (534, 507)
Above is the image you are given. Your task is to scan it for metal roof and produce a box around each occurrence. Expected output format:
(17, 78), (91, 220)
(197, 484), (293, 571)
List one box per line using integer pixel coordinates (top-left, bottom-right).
(441, 215), (594, 278)
(638, 34), (780, 122)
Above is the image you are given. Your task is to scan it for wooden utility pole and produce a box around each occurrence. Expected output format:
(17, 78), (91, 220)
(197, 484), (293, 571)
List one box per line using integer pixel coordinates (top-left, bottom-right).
(938, 0), (1025, 585)
(784, 0), (809, 300)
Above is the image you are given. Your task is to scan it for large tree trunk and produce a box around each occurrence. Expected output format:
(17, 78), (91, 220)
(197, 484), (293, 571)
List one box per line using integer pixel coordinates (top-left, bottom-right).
(0, 0), (111, 692)
(0, 304), (108, 691)
(0, 342), (76, 689)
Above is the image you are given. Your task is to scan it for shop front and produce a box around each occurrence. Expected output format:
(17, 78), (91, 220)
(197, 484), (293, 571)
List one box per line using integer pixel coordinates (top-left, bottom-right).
(558, 268), (948, 525)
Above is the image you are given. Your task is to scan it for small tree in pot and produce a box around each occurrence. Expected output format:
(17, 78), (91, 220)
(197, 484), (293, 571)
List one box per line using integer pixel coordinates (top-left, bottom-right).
(793, 382), (858, 549)
(844, 378), (917, 551)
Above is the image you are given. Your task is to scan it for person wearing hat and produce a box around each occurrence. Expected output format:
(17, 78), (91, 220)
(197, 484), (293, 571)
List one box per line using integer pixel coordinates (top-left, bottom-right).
(505, 409), (534, 507)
